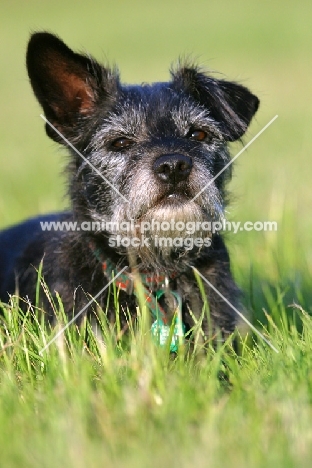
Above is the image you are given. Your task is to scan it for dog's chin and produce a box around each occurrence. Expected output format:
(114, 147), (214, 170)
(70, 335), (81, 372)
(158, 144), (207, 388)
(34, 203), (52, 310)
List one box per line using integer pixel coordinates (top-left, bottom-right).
(140, 204), (204, 269)
(109, 199), (214, 271)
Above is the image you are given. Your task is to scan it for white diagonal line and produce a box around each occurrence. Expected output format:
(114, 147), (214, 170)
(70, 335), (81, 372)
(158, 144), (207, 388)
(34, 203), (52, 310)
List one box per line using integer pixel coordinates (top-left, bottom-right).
(40, 114), (129, 203)
(189, 265), (279, 353)
(191, 115), (278, 202)
(39, 265), (128, 355)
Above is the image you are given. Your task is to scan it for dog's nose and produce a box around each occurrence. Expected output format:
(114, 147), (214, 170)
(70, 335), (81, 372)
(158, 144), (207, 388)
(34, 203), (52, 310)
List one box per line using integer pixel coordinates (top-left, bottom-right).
(153, 154), (192, 184)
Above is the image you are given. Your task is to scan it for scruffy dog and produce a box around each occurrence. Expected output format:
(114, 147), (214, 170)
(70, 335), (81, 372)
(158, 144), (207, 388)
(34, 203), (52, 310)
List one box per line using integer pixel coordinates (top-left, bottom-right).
(0, 33), (259, 347)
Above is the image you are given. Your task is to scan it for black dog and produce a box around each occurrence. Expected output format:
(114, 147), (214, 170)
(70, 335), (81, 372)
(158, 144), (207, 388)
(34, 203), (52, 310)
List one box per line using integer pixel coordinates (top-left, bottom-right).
(0, 32), (259, 347)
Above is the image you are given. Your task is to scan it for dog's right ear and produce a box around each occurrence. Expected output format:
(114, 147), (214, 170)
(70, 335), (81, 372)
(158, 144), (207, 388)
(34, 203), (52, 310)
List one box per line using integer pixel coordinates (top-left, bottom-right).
(172, 65), (259, 141)
(26, 32), (118, 143)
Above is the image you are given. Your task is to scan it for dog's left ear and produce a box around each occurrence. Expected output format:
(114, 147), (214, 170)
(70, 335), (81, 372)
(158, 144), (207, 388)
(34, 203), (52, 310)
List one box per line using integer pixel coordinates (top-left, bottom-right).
(26, 32), (118, 143)
(172, 66), (259, 141)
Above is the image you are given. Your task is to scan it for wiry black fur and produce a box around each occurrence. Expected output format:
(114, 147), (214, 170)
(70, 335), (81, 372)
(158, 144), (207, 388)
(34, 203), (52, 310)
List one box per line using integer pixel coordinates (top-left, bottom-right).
(0, 33), (259, 341)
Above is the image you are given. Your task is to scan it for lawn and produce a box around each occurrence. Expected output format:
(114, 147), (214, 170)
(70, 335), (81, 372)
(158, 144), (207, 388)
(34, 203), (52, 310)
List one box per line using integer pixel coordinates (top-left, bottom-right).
(0, 1), (311, 466)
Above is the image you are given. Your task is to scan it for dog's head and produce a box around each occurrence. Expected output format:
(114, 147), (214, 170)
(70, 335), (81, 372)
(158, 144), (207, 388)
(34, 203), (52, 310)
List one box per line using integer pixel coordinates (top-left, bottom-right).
(27, 32), (259, 268)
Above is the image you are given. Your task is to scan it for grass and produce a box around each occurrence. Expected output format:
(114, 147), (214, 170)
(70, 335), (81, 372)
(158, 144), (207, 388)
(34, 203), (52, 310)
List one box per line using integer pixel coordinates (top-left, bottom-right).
(0, 289), (312, 468)
(0, 0), (312, 466)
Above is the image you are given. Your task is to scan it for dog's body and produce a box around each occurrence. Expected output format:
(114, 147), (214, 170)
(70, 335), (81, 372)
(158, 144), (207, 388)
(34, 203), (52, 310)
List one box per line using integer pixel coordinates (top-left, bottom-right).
(0, 33), (259, 342)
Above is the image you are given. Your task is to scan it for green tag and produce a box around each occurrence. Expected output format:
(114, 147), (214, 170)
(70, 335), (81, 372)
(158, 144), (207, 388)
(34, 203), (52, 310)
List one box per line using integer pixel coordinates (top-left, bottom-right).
(151, 319), (185, 353)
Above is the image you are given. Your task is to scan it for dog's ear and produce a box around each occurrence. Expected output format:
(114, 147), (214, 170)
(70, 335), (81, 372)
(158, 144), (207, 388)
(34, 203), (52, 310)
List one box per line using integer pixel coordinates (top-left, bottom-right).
(172, 66), (259, 141)
(26, 32), (118, 143)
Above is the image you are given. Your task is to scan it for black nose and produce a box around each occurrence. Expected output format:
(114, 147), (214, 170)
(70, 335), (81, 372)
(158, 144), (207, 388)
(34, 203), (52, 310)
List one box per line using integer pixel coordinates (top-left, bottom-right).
(153, 154), (192, 184)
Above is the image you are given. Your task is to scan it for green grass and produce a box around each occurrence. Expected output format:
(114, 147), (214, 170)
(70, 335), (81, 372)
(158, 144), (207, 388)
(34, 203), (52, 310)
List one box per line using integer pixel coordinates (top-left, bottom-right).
(0, 293), (312, 468)
(0, 0), (312, 466)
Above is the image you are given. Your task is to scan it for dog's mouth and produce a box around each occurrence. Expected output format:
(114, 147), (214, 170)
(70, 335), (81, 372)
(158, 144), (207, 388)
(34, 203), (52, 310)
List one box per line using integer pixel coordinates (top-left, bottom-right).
(132, 192), (201, 226)
(154, 192), (190, 207)
(153, 181), (194, 202)
(125, 185), (222, 229)
(167, 193), (188, 200)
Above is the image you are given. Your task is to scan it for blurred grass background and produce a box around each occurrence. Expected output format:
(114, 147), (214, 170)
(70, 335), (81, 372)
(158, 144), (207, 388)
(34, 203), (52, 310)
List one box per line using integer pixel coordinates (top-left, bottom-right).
(0, 0), (311, 318)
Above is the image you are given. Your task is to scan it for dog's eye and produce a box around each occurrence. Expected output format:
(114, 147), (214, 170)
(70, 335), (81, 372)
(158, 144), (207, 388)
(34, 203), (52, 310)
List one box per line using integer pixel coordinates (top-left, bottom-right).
(110, 137), (134, 150)
(187, 129), (207, 142)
